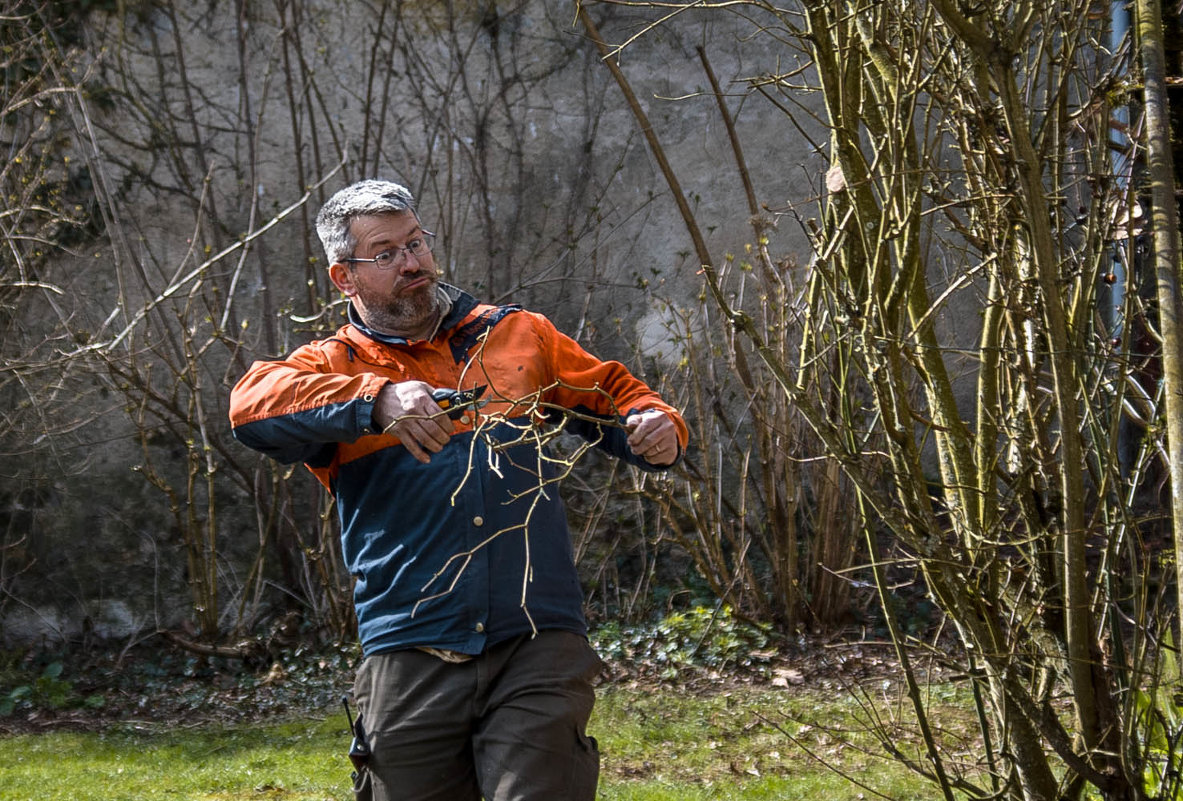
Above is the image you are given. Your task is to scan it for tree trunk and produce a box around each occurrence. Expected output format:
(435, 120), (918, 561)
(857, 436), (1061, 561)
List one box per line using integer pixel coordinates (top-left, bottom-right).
(1136, 0), (1183, 642)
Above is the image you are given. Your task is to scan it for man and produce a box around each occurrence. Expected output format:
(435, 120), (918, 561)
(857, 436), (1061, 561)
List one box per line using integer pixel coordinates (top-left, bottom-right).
(229, 179), (688, 801)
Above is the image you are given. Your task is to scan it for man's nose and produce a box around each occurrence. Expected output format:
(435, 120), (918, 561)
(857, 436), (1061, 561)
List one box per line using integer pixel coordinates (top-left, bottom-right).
(398, 249), (425, 273)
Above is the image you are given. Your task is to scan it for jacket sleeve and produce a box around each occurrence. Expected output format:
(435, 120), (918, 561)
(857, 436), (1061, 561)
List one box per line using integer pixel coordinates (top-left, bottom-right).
(531, 312), (689, 469)
(228, 343), (389, 466)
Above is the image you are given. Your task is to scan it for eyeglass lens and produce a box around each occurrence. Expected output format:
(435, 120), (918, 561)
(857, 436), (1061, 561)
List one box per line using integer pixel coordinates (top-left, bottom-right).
(368, 234), (433, 268)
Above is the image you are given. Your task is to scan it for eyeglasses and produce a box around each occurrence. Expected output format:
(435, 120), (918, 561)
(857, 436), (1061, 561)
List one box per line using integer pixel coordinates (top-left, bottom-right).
(344, 231), (435, 270)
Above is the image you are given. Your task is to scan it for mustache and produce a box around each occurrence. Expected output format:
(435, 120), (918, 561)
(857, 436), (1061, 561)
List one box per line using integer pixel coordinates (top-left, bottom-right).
(396, 268), (439, 284)
(398, 266), (442, 279)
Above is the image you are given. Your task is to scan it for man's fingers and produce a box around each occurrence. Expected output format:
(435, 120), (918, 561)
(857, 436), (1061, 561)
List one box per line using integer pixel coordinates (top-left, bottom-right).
(625, 410), (679, 465)
(389, 412), (453, 463)
(640, 438), (677, 465)
(422, 415), (454, 447)
(376, 380), (456, 463)
(400, 432), (432, 464)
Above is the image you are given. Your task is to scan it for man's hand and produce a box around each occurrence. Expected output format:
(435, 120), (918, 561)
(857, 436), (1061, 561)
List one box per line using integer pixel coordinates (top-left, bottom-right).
(625, 409), (680, 466)
(373, 381), (453, 463)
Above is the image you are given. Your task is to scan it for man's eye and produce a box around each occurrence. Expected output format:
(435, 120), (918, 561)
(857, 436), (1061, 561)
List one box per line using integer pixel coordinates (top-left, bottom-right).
(374, 252), (394, 264)
(407, 238), (423, 252)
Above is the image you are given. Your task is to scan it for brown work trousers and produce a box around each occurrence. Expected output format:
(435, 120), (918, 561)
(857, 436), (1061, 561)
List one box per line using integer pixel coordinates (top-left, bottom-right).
(351, 630), (602, 801)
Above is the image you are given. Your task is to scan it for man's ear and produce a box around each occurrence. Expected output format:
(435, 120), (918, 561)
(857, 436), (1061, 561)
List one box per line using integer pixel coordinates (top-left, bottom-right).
(328, 262), (357, 296)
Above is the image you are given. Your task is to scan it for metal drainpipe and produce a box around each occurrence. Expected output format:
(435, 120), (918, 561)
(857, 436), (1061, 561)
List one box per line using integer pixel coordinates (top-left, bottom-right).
(1109, 1), (1135, 476)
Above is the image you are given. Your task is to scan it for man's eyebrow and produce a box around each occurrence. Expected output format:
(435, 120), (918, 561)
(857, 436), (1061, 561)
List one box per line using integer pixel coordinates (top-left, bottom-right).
(369, 227), (424, 249)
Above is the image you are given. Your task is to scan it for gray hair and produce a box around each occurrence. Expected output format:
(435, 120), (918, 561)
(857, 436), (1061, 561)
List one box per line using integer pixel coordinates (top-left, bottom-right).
(315, 179), (418, 264)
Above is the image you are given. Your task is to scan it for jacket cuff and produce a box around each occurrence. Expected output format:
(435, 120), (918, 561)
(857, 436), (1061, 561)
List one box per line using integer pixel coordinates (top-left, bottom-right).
(362, 378), (390, 435)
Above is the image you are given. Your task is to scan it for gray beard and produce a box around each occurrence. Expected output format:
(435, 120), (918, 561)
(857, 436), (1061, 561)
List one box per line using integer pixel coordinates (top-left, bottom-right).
(359, 280), (443, 338)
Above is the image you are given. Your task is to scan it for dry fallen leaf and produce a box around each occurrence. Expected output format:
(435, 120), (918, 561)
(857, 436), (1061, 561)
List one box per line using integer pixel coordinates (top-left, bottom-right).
(771, 667), (805, 687)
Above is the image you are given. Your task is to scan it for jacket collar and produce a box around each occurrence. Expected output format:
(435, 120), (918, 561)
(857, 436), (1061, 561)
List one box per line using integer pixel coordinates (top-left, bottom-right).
(346, 283), (481, 346)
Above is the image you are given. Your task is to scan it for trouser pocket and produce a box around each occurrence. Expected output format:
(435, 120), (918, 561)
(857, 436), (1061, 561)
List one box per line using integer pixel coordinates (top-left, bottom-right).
(568, 731), (600, 801)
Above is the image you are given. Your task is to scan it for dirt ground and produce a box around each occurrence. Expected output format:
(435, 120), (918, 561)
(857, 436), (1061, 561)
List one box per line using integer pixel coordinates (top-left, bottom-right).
(0, 631), (915, 735)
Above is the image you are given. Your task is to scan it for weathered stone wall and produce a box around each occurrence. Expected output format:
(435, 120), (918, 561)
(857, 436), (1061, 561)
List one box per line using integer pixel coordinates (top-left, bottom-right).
(2, 1), (837, 646)
(4, 1), (992, 646)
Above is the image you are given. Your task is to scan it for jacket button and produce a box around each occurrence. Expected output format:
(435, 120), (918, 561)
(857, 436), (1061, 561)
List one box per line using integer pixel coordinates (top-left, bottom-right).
(459, 413), (471, 425)
(475, 622), (485, 633)
(473, 516), (484, 527)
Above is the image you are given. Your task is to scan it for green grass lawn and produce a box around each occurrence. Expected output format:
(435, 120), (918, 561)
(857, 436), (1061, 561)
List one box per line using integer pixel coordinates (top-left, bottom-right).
(0, 716), (339, 800)
(593, 685), (953, 800)
(0, 684), (953, 801)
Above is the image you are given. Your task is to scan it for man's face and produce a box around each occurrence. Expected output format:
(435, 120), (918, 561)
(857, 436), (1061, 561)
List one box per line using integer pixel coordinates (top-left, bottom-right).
(330, 211), (441, 337)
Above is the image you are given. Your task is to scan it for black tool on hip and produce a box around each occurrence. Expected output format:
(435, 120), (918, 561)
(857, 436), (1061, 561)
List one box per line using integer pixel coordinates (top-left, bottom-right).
(342, 696), (370, 773)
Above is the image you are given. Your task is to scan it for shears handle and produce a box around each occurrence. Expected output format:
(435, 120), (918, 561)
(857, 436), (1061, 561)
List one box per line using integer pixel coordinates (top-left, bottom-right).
(432, 387), (484, 420)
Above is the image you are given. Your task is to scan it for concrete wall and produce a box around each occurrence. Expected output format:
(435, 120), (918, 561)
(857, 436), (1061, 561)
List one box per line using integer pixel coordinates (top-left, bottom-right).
(0, 1), (875, 645)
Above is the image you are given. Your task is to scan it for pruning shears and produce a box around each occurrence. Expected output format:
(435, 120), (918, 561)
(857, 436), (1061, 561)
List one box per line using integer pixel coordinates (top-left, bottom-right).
(431, 384), (488, 420)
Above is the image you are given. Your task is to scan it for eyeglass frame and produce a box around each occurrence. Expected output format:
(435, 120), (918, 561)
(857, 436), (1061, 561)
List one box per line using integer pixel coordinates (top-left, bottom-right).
(343, 231), (436, 270)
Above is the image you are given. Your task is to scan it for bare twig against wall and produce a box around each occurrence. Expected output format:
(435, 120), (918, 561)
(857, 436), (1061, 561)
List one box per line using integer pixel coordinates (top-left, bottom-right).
(578, 0), (1183, 799)
(3, 1), (643, 648)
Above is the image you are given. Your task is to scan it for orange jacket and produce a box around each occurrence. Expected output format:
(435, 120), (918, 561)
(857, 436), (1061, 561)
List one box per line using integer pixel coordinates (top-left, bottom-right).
(230, 285), (688, 654)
